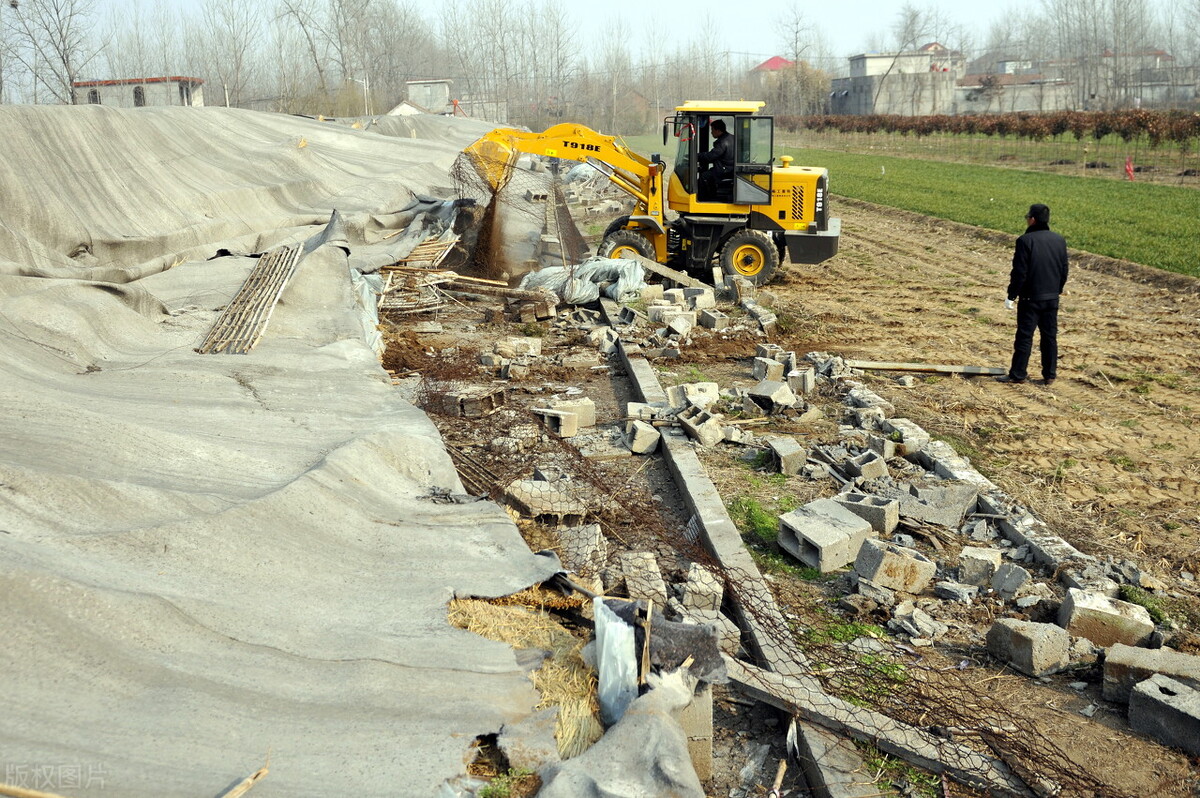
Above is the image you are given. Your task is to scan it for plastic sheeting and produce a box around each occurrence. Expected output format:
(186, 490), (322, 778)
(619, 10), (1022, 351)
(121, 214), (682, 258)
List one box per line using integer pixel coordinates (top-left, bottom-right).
(518, 257), (645, 305)
(594, 597), (639, 727)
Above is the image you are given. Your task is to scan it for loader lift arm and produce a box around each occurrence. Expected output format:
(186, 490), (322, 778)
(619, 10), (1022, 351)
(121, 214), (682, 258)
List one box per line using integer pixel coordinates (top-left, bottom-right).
(462, 123), (667, 230)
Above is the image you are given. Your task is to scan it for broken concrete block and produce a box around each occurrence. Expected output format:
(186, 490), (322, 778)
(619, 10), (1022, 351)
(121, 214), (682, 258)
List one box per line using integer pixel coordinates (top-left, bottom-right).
(846, 385), (895, 417)
(857, 577), (896, 607)
(791, 722), (877, 798)
(662, 288), (686, 305)
(880, 418), (931, 457)
(625, 420), (661, 455)
(501, 362), (529, 380)
(867, 434), (897, 460)
(899, 483), (978, 528)
(852, 406), (886, 430)
(755, 343), (784, 360)
(430, 385), (508, 418)
(992, 563), (1031, 598)
(834, 491), (899, 534)
(677, 405), (724, 448)
(479, 352), (509, 367)
(665, 382), (720, 411)
(587, 326), (620, 354)
(618, 551), (668, 606)
(1058, 588), (1154, 648)
(889, 600), (947, 641)
(1102, 643), (1200, 703)
(1129, 675), (1200, 756)
(561, 352), (600, 369)
(854, 539), (937, 594)
(533, 407), (580, 438)
(747, 379), (797, 413)
(506, 336), (543, 356)
(625, 401), (663, 431)
(673, 683), (714, 782)
(504, 478), (587, 526)
(639, 284), (664, 302)
(683, 287), (716, 310)
(682, 563), (723, 611)
(959, 546), (1003, 587)
(845, 450), (888, 481)
(666, 311), (697, 337)
(787, 366), (816, 395)
(935, 581), (979, 603)
(559, 523), (608, 576)
(697, 309), (729, 329)
(647, 302), (685, 322)
(550, 397), (596, 428)
(778, 499), (875, 573)
(987, 619), (1070, 677)
(766, 435), (806, 476)
(752, 357), (786, 382)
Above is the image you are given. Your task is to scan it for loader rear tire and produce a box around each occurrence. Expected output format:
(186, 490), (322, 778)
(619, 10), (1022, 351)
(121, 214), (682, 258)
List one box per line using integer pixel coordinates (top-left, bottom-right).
(719, 229), (779, 285)
(599, 228), (655, 261)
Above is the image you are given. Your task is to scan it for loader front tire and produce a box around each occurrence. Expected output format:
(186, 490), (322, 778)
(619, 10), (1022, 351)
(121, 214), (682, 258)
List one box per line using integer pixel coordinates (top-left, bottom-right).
(719, 229), (779, 285)
(599, 228), (655, 262)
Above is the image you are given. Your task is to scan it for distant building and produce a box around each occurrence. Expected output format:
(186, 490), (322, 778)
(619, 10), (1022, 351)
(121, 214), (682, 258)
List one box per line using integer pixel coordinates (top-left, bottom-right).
(73, 76), (204, 108)
(403, 78), (507, 123)
(830, 42), (965, 115)
(750, 56), (795, 91)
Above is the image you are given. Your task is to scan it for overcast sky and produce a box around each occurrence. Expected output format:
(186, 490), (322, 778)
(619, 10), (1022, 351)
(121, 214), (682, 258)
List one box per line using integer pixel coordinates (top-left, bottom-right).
(565, 0), (1011, 65)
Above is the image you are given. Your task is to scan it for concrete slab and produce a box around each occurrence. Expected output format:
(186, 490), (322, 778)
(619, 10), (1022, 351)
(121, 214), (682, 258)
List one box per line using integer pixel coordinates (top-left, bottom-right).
(1059, 588), (1154, 648)
(1128, 674), (1200, 756)
(1103, 643), (1200, 703)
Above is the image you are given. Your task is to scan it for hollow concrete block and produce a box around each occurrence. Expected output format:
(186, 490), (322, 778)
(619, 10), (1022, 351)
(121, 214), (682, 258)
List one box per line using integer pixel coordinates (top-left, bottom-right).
(778, 499), (875, 573)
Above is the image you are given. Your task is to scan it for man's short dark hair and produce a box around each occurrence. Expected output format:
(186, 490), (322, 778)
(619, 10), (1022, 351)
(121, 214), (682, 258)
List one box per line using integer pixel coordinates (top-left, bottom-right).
(1027, 203), (1050, 224)
(710, 119), (726, 134)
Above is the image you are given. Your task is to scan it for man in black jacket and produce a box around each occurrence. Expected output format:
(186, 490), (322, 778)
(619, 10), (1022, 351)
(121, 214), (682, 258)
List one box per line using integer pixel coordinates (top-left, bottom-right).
(697, 119), (734, 200)
(998, 203), (1069, 386)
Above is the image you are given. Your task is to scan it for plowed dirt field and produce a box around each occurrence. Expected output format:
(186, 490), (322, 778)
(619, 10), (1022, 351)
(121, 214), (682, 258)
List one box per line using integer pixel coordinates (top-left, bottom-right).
(769, 197), (1200, 592)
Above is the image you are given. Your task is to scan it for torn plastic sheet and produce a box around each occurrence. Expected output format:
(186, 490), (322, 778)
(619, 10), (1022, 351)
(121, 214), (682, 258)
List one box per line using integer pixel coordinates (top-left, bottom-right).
(594, 596), (638, 727)
(518, 257), (645, 305)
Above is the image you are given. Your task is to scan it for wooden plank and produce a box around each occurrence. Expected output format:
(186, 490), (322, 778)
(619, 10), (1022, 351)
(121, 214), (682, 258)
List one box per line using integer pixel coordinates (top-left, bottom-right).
(844, 359), (1006, 376)
(629, 254), (710, 290)
(724, 658), (1036, 798)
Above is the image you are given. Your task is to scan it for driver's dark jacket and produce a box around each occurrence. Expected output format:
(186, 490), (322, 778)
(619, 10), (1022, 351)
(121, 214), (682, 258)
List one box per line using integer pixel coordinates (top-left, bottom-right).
(698, 132), (734, 176)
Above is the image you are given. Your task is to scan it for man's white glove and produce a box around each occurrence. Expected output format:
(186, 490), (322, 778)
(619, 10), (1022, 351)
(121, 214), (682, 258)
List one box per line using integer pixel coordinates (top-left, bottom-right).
(1005, 299), (1015, 310)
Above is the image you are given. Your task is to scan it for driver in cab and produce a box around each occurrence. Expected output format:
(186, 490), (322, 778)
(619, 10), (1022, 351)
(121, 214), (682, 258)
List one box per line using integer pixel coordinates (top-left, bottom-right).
(697, 118), (733, 200)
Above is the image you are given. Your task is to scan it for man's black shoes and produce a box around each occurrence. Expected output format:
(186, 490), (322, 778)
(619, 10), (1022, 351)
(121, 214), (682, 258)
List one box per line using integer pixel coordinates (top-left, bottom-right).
(995, 375), (1025, 384)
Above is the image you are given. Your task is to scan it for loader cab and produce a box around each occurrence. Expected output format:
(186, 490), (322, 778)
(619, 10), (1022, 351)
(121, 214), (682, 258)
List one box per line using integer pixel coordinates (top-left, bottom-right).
(665, 100), (774, 210)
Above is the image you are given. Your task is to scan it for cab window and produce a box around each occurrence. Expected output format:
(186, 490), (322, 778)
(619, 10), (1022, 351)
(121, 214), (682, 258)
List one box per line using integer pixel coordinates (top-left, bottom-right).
(736, 116), (773, 164)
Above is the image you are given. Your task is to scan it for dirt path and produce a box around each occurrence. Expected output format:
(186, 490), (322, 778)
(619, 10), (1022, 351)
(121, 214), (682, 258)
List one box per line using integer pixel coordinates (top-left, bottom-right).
(769, 197), (1200, 589)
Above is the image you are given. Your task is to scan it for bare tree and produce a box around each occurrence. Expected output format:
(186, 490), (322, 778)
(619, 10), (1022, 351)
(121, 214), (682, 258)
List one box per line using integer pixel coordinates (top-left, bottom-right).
(198, 0), (266, 107)
(7, 0), (101, 103)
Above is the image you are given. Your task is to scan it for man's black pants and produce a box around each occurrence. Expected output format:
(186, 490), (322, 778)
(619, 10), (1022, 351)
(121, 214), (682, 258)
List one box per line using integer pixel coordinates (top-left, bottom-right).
(1009, 297), (1059, 381)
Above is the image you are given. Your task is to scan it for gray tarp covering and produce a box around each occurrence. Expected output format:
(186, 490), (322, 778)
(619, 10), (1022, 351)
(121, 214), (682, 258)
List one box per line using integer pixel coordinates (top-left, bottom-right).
(517, 257), (646, 305)
(0, 105), (559, 797)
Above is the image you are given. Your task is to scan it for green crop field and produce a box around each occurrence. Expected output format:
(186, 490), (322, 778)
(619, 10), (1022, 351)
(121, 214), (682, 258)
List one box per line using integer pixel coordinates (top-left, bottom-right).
(779, 147), (1199, 277)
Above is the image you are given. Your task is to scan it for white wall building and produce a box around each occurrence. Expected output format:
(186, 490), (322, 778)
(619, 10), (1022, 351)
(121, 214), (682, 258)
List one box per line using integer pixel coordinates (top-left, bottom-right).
(73, 77), (204, 108)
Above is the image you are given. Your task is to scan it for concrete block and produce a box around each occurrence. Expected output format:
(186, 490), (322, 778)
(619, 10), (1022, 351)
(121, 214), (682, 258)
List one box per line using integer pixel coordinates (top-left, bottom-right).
(755, 343), (785, 360)
(854, 539), (937, 594)
(697, 309), (729, 329)
(665, 311), (697, 336)
(639, 284), (664, 302)
(987, 619), (1070, 677)
(959, 546), (1002, 587)
(846, 385), (895, 417)
(889, 600), (947, 641)
(665, 382), (720, 411)
(647, 302), (686, 322)
(662, 288), (686, 305)
(834, 491), (899, 534)
(558, 523), (607, 576)
(867, 434), (897, 460)
(683, 287), (716, 310)
(792, 721), (878, 798)
(899, 483), (978, 528)
(624, 401), (662, 432)
(752, 357), (786, 381)
(561, 352), (599, 369)
(786, 367), (816, 396)
(506, 336), (543, 356)
(746, 379), (797, 412)
(1128, 675), (1200, 756)
(935, 581), (979, 603)
(1103, 643), (1200, 703)
(778, 499), (875, 573)
(857, 577), (896, 607)
(845, 450), (888, 481)
(766, 435), (806, 475)
(549, 397), (596, 428)
(673, 684), (714, 782)
(880, 417), (931, 457)
(618, 551), (668, 606)
(677, 405), (724, 448)
(1059, 588), (1154, 648)
(992, 563), (1031, 598)
(504, 478), (587, 526)
(532, 407), (579, 438)
(913, 441), (997, 491)
(682, 563), (723, 611)
(624, 420), (661, 454)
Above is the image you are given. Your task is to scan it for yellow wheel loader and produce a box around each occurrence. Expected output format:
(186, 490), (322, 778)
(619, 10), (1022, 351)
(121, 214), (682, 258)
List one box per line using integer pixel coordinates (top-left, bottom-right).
(462, 100), (839, 285)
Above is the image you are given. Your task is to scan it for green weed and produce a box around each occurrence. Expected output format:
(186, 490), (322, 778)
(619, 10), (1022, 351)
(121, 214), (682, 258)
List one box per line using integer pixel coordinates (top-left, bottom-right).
(479, 768), (537, 798)
(1109, 455), (1139, 472)
(729, 496), (779, 546)
(855, 742), (941, 797)
(1119, 584), (1169, 625)
(518, 323), (543, 337)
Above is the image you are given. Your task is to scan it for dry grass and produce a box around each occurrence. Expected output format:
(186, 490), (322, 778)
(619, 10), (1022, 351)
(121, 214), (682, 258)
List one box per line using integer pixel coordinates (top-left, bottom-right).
(448, 598), (602, 759)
